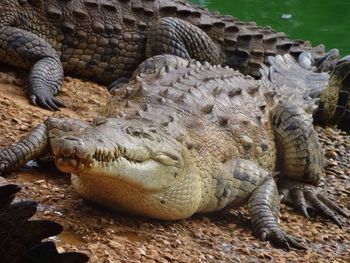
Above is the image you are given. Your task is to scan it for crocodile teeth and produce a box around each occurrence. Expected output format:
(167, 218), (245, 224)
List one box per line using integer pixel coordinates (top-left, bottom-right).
(78, 162), (85, 171)
(69, 159), (78, 168)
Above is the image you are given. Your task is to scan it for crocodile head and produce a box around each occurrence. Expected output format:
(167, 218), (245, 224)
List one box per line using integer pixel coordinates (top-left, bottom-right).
(49, 116), (200, 219)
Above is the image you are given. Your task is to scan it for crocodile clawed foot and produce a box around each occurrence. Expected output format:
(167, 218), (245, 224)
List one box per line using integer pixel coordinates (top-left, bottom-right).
(297, 49), (341, 72)
(332, 55), (350, 81)
(260, 227), (306, 250)
(29, 94), (65, 111)
(108, 77), (130, 94)
(314, 48), (340, 72)
(278, 179), (349, 227)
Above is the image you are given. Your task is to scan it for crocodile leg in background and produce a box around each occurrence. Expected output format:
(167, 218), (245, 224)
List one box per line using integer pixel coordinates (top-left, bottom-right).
(108, 17), (225, 91)
(270, 103), (349, 224)
(0, 0), (344, 110)
(216, 158), (305, 249)
(0, 27), (64, 110)
(146, 17), (224, 65)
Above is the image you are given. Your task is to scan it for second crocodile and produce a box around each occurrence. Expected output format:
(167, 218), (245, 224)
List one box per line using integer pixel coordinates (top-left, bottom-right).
(0, 0), (338, 110)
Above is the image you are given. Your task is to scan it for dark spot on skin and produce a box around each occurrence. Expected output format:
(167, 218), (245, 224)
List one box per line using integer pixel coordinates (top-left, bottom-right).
(261, 141), (269, 152)
(186, 141), (202, 151)
(243, 143), (252, 151)
(233, 168), (250, 182)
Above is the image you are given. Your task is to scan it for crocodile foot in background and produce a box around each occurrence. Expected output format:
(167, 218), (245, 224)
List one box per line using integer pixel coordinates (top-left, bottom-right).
(29, 92), (65, 111)
(314, 48), (340, 72)
(107, 77), (130, 93)
(278, 178), (349, 227)
(0, 177), (89, 263)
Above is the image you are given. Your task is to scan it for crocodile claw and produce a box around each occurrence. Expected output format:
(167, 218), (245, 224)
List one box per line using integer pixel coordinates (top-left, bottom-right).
(303, 190), (346, 227)
(278, 180), (349, 227)
(0, 155), (9, 177)
(314, 48), (340, 72)
(260, 228), (306, 250)
(29, 94), (64, 111)
(108, 77), (130, 93)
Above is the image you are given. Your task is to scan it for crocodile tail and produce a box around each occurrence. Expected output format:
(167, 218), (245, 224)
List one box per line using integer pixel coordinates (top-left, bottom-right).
(149, 0), (329, 77)
(259, 54), (326, 116)
(0, 178), (89, 263)
(314, 57), (350, 130)
(260, 54), (350, 130)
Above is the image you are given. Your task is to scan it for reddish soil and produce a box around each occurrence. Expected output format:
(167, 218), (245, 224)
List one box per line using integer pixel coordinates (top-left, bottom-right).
(0, 71), (349, 262)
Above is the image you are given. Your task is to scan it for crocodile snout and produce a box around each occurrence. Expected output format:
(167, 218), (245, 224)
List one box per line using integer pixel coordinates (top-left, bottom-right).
(53, 136), (87, 160)
(59, 136), (81, 157)
(52, 135), (92, 173)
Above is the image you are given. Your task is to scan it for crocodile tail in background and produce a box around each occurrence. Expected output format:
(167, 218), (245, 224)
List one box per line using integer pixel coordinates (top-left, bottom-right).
(314, 56), (350, 131)
(260, 54), (350, 130)
(260, 54), (327, 112)
(147, 0), (333, 77)
(0, 178), (89, 263)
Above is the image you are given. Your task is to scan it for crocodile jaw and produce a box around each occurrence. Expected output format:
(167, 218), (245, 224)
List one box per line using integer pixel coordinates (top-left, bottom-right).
(51, 117), (184, 192)
(56, 155), (181, 192)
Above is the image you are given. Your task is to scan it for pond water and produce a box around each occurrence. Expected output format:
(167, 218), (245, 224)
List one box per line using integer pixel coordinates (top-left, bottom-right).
(190, 0), (350, 56)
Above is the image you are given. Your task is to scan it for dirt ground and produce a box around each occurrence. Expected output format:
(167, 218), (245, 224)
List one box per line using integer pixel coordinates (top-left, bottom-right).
(0, 70), (349, 262)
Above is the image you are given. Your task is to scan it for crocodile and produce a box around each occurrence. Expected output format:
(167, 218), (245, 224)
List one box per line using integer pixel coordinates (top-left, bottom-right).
(0, 177), (89, 263)
(0, 54), (348, 249)
(0, 0), (339, 110)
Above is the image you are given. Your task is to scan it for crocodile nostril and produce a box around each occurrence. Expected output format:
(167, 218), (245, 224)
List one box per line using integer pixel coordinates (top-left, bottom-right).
(61, 144), (74, 157)
(60, 136), (81, 157)
(63, 136), (80, 141)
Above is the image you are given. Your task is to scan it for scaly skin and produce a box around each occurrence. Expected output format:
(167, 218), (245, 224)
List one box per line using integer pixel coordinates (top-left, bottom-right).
(0, 0), (336, 109)
(261, 54), (350, 131)
(314, 56), (350, 131)
(0, 177), (89, 262)
(0, 54), (348, 250)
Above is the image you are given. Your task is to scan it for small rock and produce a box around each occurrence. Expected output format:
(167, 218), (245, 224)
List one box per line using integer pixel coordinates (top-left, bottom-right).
(325, 150), (338, 160)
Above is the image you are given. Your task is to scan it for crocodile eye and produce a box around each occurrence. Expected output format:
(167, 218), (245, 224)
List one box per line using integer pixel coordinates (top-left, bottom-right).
(149, 128), (157, 133)
(126, 127), (157, 141)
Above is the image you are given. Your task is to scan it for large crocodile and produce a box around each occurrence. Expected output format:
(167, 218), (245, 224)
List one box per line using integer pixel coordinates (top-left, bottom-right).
(0, 54), (348, 249)
(0, 0), (338, 110)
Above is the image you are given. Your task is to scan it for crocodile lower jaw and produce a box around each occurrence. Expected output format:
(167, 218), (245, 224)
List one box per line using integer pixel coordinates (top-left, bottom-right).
(56, 155), (180, 192)
(55, 155), (145, 174)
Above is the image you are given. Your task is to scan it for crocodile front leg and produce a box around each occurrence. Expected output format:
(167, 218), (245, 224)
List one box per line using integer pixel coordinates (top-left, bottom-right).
(271, 103), (349, 224)
(146, 17), (224, 65)
(212, 159), (305, 249)
(0, 117), (90, 176)
(0, 123), (48, 176)
(0, 27), (64, 110)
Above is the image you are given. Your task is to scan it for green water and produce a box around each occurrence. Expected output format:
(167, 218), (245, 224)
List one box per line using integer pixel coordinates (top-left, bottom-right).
(190, 0), (350, 55)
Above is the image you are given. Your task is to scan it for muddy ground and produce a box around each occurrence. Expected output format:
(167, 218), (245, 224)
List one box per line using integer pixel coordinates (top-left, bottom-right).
(0, 70), (349, 262)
